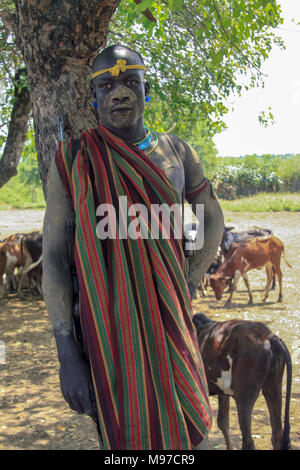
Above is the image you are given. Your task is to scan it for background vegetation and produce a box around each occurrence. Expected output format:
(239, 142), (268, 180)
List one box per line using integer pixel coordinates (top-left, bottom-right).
(0, 1), (285, 184)
(1, 148), (299, 211)
(0, 126), (45, 209)
(208, 153), (300, 199)
(0, 0), (299, 211)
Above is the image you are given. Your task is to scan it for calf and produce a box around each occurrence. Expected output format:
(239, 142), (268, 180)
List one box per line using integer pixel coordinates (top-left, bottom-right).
(221, 226), (276, 291)
(210, 236), (291, 306)
(198, 248), (223, 297)
(192, 313), (292, 450)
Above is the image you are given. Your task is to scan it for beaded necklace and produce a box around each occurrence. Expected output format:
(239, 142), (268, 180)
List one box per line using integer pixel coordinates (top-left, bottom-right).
(134, 126), (159, 156)
(135, 127), (151, 149)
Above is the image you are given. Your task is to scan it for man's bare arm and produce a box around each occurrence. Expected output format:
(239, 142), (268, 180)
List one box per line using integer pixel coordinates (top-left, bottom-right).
(42, 157), (75, 346)
(42, 157), (96, 417)
(174, 138), (224, 298)
(188, 182), (224, 295)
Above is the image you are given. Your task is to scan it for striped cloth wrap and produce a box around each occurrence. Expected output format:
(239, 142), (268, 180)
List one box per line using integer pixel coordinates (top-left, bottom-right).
(55, 124), (213, 450)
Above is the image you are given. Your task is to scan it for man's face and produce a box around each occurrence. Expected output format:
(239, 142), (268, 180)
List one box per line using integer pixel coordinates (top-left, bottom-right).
(92, 68), (147, 130)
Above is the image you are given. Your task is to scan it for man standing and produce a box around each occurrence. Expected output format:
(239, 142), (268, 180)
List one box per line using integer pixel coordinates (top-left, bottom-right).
(43, 45), (224, 450)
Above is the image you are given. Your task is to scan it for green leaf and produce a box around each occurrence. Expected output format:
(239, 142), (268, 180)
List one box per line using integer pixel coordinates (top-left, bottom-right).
(265, 3), (272, 13)
(134, 0), (153, 13)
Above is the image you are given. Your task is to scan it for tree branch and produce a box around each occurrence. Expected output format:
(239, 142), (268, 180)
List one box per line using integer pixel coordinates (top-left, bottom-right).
(0, 69), (31, 188)
(133, 0), (156, 23)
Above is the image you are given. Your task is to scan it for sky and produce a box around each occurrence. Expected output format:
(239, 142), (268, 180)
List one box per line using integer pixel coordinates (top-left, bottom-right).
(213, 0), (300, 157)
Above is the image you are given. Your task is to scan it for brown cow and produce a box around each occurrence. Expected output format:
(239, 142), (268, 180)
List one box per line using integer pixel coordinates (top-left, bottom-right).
(220, 226), (276, 291)
(0, 240), (32, 297)
(1, 234), (25, 291)
(0, 231), (43, 297)
(210, 235), (291, 306)
(197, 248), (223, 297)
(192, 313), (292, 450)
(20, 231), (43, 296)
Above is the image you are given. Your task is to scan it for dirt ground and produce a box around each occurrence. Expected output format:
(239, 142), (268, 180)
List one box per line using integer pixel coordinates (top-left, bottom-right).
(0, 209), (299, 451)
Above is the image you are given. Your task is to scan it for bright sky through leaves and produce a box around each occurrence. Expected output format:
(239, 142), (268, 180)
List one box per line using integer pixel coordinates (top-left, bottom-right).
(213, 0), (300, 157)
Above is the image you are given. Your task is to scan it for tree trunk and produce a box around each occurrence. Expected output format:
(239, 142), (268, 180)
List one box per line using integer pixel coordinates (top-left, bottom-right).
(0, 68), (31, 188)
(12, 0), (120, 198)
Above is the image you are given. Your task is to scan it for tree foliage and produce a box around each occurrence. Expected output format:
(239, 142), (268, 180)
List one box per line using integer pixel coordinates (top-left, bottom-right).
(108, 0), (284, 139)
(18, 127), (40, 186)
(0, 0), (285, 188)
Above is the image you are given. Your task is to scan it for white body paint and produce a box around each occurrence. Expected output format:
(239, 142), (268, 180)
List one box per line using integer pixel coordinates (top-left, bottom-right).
(214, 354), (234, 396)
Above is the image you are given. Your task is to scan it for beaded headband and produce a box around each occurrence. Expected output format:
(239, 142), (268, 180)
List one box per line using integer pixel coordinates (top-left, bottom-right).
(92, 59), (146, 79)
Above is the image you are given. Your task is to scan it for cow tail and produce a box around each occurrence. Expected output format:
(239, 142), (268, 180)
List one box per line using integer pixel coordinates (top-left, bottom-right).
(23, 254), (43, 274)
(20, 234), (25, 267)
(282, 246), (292, 268)
(279, 338), (292, 450)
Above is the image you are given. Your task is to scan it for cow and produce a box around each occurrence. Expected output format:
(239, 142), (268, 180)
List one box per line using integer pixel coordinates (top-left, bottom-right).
(17, 231), (43, 296)
(210, 236), (291, 306)
(1, 234), (25, 291)
(184, 222), (224, 298)
(0, 231), (43, 297)
(0, 239), (33, 297)
(221, 226), (273, 257)
(197, 248), (223, 297)
(192, 313), (292, 450)
(23, 231), (42, 291)
(221, 226), (276, 291)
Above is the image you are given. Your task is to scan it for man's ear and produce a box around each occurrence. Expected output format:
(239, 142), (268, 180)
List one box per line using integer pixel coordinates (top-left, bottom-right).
(144, 81), (150, 96)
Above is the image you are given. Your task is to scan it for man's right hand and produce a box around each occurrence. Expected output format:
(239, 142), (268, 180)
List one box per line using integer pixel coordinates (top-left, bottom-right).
(54, 333), (98, 419)
(59, 356), (97, 419)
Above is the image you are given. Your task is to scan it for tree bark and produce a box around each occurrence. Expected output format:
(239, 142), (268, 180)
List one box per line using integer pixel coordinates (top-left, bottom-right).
(12, 0), (121, 197)
(0, 68), (31, 188)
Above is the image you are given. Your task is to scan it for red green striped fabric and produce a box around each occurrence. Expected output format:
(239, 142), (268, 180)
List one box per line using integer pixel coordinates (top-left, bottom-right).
(55, 124), (212, 450)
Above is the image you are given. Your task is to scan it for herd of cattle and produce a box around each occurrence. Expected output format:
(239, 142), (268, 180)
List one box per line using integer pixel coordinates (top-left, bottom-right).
(0, 225), (293, 450)
(0, 225), (292, 307)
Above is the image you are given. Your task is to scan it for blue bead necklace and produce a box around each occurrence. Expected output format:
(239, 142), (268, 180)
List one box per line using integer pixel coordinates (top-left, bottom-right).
(134, 127), (152, 150)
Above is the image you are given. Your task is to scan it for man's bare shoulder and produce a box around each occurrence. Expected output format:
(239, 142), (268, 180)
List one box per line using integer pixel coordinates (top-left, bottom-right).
(161, 133), (207, 196)
(162, 133), (188, 155)
(163, 133), (201, 167)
